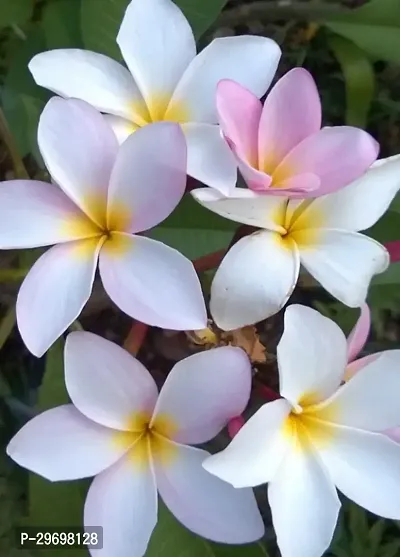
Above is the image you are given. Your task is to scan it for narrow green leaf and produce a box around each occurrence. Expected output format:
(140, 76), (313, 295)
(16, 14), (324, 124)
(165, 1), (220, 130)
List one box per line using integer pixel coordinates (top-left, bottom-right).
(37, 339), (68, 411)
(146, 501), (269, 557)
(80, 0), (127, 59)
(41, 0), (83, 49)
(324, 0), (400, 63)
(0, 0), (34, 29)
(0, 306), (16, 351)
(174, 0), (229, 38)
(328, 34), (375, 128)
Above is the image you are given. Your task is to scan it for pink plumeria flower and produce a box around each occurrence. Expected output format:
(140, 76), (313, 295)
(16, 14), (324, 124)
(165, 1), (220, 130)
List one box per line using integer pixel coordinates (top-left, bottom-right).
(192, 154), (400, 330)
(217, 69), (379, 197)
(29, 0), (281, 195)
(203, 304), (400, 557)
(7, 333), (263, 557)
(0, 98), (207, 357)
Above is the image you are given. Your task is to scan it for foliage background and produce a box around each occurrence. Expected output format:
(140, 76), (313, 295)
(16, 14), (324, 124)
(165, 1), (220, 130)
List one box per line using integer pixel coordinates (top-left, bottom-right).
(0, 0), (400, 555)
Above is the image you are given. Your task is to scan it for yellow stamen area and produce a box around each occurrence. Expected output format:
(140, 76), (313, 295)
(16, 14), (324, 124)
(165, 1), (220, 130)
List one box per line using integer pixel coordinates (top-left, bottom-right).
(282, 394), (340, 451)
(61, 212), (102, 240)
(101, 232), (132, 256)
(112, 411), (179, 470)
(130, 95), (190, 126)
(271, 199), (325, 250)
(106, 201), (132, 233)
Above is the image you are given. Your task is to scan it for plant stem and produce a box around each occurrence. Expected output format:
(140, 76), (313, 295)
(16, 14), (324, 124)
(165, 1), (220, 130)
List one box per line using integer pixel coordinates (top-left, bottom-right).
(0, 107), (29, 179)
(217, 1), (351, 26)
(124, 321), (149, 356)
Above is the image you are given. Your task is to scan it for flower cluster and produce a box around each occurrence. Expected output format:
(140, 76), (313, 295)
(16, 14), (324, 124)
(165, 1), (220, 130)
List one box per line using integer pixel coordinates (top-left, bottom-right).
(3, 1), (400, 557)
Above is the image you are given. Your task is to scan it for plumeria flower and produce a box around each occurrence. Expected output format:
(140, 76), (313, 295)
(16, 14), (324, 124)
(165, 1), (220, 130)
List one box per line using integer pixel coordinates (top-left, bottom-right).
(29, 0), (281, 194)
(7, 332), (264, 557)
(217, 69), (379, 197)
(0, 98), (207, 357)
(203, 304), (400, 557)
(192, 154), (400, 330)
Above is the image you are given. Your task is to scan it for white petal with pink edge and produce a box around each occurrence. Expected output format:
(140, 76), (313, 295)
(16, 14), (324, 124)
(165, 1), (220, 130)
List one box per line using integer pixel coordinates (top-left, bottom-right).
(17, 238), (102, 357)
(152, 347), (251, 444)
(38, 97), (118, 227)
(203, 400), (291, 488)
(6, 405), (128, 481)
(277, 305), (347, 406)
(182, 123), (237, 195)
(65, 332), (158, 430)
(217, 80), (262, 164)
(273, 126), (378, 195)
(99, 233), (206, 330)
(268, 440), (341, 557)
(0, 180), (99, 249)
(344, 352), (381, 380)
(347, 303), (371, 362)
(107, 122), (186, 234)
(297, 229), (389, 307)
(155, 443), (264, 543)
(169, 36), (281, 124)
(117, 0), (196, 114)
(317, 425), (400, 519)
(259, 68), (321, 172)
(210, 231), (299, 330)
(292, 154), (400, 232)
(321, 350), (400, 431)
(29, 49), (147, 124)
(85, 448), (158, 557)
(192, 188), (287, 231)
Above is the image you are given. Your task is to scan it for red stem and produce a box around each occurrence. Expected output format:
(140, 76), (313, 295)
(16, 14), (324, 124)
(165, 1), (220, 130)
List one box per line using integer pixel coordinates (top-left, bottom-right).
(257, 384), (280, 401)
(123, 321), (149, 356)
(385, 241), (400, 263)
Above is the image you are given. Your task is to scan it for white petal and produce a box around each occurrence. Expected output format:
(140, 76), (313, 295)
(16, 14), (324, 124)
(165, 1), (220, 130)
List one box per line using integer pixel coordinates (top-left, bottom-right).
(318, 425), (400, 519)
(152, 346), (251, 444)
(268, 441), (341, 557)
(292, 154), (400, 232)
(29, 49), (147, 123)
(203, 400), (291, 488)
(321, 350), (400, 431)
(107, 122), (187, 234)
(192, 187), (287, 231)
(7, 405), (128, 481)
(117, 0), (195, 115)
(155, 443), (264, 543)
(85, 449), (158, 557)
(0, 180), (99, 249)
(210, 231), (299, 330)
(169, 36), (281, 123)
(38, 98), (118, 227)
(347, 303), (371, 362)
(183, 123), (237, 194)
(65, 332), (158, 430)
(104, 115), (136, 144)
(17, 238), (101, 357)
(277, 305), (347, 406)
(99, 233), (207, 330)
(297, 229), (389, 307)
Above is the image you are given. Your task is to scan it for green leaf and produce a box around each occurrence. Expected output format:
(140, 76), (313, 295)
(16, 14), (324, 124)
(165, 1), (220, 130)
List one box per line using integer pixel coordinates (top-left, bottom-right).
(0, 306), (16, 351)
(147, 196), (236, 260)
(0, 0), (34, 29)
(41, 0), (83, 49)
(146, 501), (269, 557)
(327, 34), (375, 128)
(174, 0), (229, 38)
(324, 0), (400, 63)
(80, 0), (127, 59)
(27, 340), (86, 556)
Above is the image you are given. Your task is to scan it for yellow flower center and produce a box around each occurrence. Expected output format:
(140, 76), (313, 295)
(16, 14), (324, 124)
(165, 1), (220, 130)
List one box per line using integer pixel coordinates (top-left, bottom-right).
(130, 94), (190, 128)
(113, 411), (178, 469)
(271, 199), (325, 249)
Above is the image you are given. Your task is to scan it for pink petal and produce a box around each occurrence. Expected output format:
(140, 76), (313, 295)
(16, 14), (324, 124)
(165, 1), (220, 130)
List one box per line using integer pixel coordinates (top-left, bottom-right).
(228, 416), (245, 438)
(347, 303), (371, 363)
(386, 428), (400, 443)
(151, 346), (252, 444)
(85, 450), (157, 557)
(7, 405), (128, 481)
(345, 353), (382, 381)
(259, 68), (321, 174)
(99, 233), (207, 330)
(0, 180), (99, 249)
(273, 126), (379, 195)
(217, 79), (262, 166)
(17, 238), (102, 357)
(65, 332), (158, 430)
(107, 122), (187, 234)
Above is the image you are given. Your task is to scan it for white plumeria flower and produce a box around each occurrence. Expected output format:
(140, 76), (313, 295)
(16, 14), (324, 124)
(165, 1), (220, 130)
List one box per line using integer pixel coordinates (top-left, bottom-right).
(0, 98), (207, 357)
(203, 305), (400, 557)
(7, 333), (264, 557)
(29, 0), (281, 195)
(192, 154), (400, 330)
